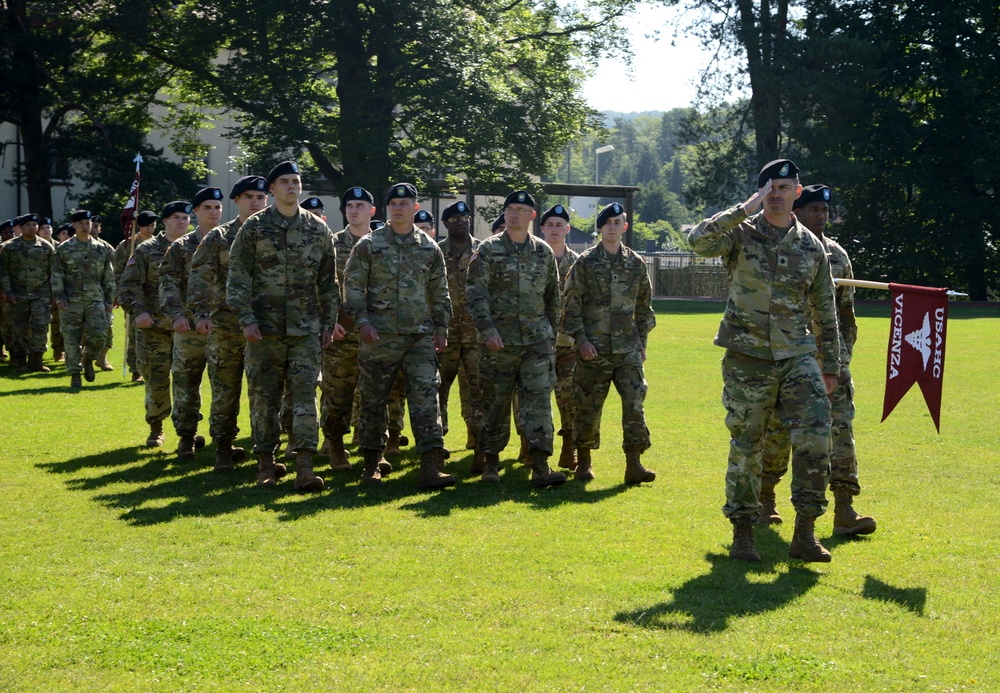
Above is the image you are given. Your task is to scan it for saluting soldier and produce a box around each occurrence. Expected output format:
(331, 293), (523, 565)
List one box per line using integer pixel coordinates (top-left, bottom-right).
(113, 210), (158, 382)
(466, 190), (566, 488)
(562, 203), (657, 484)
(688, 159), (840, 564)
(50, 210), (115, 388)
(1, 213), (55, 372)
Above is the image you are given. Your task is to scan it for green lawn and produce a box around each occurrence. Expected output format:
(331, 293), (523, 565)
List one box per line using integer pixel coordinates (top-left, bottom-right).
(1, 301), (998, 691)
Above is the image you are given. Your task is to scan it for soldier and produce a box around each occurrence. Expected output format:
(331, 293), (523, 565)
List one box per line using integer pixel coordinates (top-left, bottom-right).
(540, 204), (581, 471)
(54, 224), (71, 244)
(490, 213), (505, 235)
(37, 217), (53, 243)
(159, 188), (222, 461)
(113, 210), (158, 382)
(343, 182), (454, 489)
(759, 184), (875, 536)
(466, 190), (566, 488)
(436, 200), (483, 469)
(119, 201), (191, 446)
(227, 161), (341, 492)
(0, 219), (12, 361)
(414, 209), (435, 238)
(688, 159), (840, 563)
(562, 203), (656, 484)
(89, 214), (116, 371)
(50, 223), (73, 361)
(189, 177), (268, 473)
(1, 213), (55, 372)
(50, 210), (115, 388)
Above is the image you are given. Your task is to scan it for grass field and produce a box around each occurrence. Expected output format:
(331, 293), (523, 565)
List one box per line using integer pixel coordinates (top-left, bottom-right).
(1, 301), (998, 692)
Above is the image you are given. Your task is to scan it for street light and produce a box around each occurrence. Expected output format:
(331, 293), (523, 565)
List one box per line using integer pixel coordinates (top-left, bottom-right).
(595, 145), (615, 185)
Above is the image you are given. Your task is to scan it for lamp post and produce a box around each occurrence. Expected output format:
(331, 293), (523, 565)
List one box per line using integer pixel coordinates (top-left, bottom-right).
(595, 145), (615, 185)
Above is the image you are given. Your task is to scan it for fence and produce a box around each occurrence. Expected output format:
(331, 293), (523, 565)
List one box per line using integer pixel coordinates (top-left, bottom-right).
(639, 252), (728, 298)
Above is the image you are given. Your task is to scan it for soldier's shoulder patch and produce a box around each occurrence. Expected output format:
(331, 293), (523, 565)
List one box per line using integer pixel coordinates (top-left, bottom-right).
(126, 256), (137, 267)
(469, 251), (479, 263)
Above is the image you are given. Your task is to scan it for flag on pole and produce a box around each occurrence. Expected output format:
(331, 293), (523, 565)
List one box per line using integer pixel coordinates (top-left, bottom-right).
(120, 152), (143, 240)
(882, 283), (949, 431)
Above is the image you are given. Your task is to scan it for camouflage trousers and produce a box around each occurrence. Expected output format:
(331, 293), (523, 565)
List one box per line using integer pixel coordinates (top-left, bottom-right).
(171, 330), (207, 438)
(352, 371), (406, 434)
(59, 301), (109, 375)
(0, 300), (11, 353)
(205, 327), (245, 442)
(245, 334), (321, 455)
(123, 310), (138, 374)
(320, 332), (359, 438)
(553, 345), (578, 436)
(357, 334), (443, 453)
(135, 325), (173, 425)
(573, 349), (650, 452)
(478, 340), (555, 456)
(721, 350), (831, 521)
(438, 340), (480, 438)
(762, 366), (860, 495)
(9, 297), (51, 355)
(50, 304), (63, 353)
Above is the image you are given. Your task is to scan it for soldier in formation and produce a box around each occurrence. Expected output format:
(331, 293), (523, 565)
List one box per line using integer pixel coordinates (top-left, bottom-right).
(113, 210), (159, 382)
(0, 213), (55, 372)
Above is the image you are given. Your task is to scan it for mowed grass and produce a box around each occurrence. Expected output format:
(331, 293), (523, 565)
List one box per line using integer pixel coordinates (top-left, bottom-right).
(1, 301), (998, 692)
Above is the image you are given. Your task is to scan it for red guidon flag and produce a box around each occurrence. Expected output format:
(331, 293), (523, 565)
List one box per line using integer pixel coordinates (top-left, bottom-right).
(119, 152), (143, 240)
(882, 283), (949, 431)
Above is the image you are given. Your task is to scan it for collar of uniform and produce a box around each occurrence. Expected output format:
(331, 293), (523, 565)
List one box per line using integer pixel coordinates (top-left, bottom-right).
(500, 230), (535, 253)
(390, 227), (417, 245)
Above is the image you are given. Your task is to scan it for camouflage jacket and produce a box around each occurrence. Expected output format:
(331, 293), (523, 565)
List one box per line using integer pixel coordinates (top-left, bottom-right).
(438, 235), (481, 343)
(51, 235), (115, 305)
(112, 236), (150, 290)
(466, 231), (560, 346)
(159, 228), (209, 324)
(188, 218), (242, 332)
(226, 206), (340, 337)
(688, 204), (840, 373)
(331, 227), (368, 333)
(553, 245), (579, 348)
(1, 235), (54, 299)
(343, 225), (450, 337)
(562, 244), (654, 354)
(117, 234), (174, 330)
(816, 234), (857, 368)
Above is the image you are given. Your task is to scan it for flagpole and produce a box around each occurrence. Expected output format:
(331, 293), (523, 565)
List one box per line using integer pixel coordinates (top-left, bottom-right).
(120, 151), (143, 379)
(834, 278), (968, 298)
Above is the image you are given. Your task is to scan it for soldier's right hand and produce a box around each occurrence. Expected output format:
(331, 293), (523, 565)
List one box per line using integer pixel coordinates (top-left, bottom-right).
(135, 312), (154, 328)
(243, 324), (263, 343)
(744, 179), (772, 215)
(484, 334), (504, 351)
(172, 317), (191, 334)
(196, 319), (213, 335)
(57, 299), (69, 311)
(360, 324), (380, 343)
(578, 341), (598, 361)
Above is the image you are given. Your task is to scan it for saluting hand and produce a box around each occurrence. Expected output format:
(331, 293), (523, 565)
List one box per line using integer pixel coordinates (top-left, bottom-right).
(743, 179), (772, 215)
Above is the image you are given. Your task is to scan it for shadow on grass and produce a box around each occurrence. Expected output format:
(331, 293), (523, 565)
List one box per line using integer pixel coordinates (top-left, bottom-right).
(612, 527), (824, 633)
(862, 574), (927, 615)
(36, 445), (623, 525)
(0, 365), (133, 394)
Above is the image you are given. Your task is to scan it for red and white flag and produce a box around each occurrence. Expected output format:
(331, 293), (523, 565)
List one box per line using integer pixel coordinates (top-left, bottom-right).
(882, 283), (949, 431)
(119, 152), (143, 240)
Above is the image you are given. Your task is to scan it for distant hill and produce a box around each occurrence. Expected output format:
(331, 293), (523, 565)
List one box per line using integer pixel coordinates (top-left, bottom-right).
(600, 110), (665, 125)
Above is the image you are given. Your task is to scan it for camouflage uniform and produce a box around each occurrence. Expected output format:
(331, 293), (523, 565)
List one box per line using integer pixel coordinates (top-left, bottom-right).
(189, 218), (247, 443)
(94, 236), (116, 353)
(227, 205), (340, 455)
(118, 234), (175, 424)
(160, 230), (209, 439)
(113, 238), (141, 375)
(437, 235), (482, 440)
(762, 234), (861, 494)
(466, 231), (561, 456)
(688, 204), (840, 521)
(343, 225), (450, 454)
(0, 235), (54, 357)
(50, 236), (115, 375)
(562, 244), (654, 450)
(552, 247), (580, 437)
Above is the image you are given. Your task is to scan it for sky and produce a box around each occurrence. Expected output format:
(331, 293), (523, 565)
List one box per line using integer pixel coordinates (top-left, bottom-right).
(582, 4), (733, 113)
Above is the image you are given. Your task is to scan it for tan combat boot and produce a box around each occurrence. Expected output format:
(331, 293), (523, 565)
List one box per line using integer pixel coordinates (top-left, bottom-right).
(328, 436), (352, 472)
(530, 451), (567, 489)
(470, 446), (486, 475)
(466, 432), (476, 450)
(52, 348), (64, 362)
(214, 444), (235, 473)
(575, 448), (595, 481)
(257, 452), (278, 488)
(176, 436), (197, 461)
(29, 353), (50, 372)
(378, 455), (393, 476)
(417, 449), (456, 489)
(384, 429), (402, 457)
(558, 432), (577, 471)
(758, 479), (783, 525)
(145, 420), (164, 447)
(624, 445), (656, 484)
(293, 451), (324, 492)
(788, 514), (832, 562)
(361, 449), (383, 485)
(283, 433), (296, 459)
(481, 452), (501, 483)
(96, 348), (114, 371)
(729, 519), (761, 562)
(832, 487), (877, 535)
(517, 433), (530, 466)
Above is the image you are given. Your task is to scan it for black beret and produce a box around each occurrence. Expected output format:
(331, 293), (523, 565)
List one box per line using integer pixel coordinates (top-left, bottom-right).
(370, 220), (386, 231)
(503, 190), (535, 209)
(92, 214), (103, 224)
(302, 197), (324, 212)
(341, 186), (375, 211)
(596, 202), (625, 229)
(441, 201), (471, 221)
(757, 158), (799, 188)
(490, 213), (505, 233)
(14, 213), (40, 226)
(137, 210), (159, 227)
(57, 223), (73, 234)
(793, 184), (832, 210)
(39, 217), (52, 226)
(70, 210), (92, 222)
(266, 160), (300, 186)
(192, 187), (224, 207)
(230, 176), (267, 199)
(385, 182), (418, 204)
(161, 200), (192, 219)
(0, 220), (11, 231)
(540, 204), (570, 225)
(414, 209), (434, 224)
